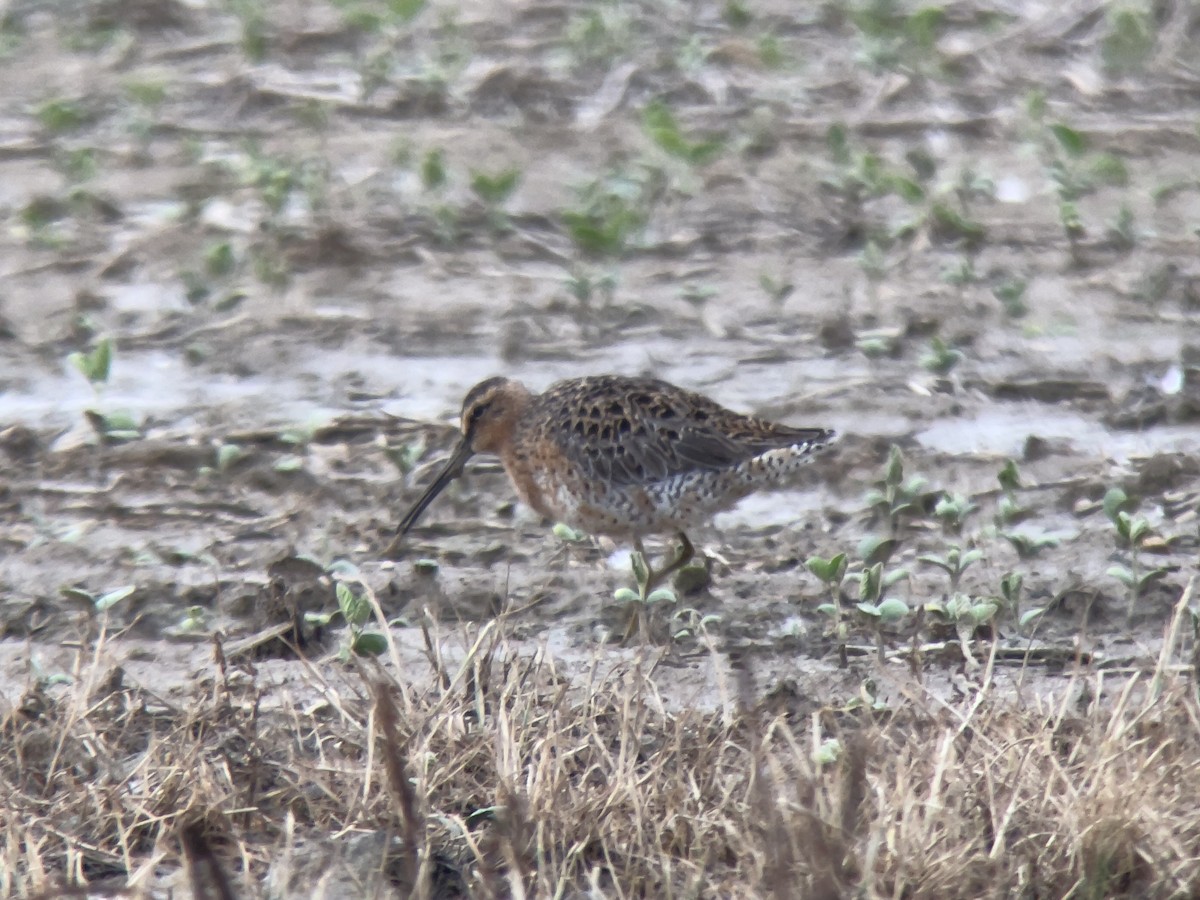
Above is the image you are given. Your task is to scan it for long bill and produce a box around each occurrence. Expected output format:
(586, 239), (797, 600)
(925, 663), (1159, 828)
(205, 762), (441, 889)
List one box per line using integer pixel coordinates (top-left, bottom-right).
(389, 437), (475, 546)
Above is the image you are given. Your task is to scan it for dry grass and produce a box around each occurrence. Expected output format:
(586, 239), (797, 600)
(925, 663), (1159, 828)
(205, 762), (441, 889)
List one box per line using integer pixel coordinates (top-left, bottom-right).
(5, 593), (1200, 899)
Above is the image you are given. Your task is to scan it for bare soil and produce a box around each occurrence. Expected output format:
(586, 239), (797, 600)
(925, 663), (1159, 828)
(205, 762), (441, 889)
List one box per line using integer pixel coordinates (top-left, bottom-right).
(2, 0), (1200, 896)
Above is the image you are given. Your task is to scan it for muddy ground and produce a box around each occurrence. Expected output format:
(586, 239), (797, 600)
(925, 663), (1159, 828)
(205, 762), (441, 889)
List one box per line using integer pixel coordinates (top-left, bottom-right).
(2, 0), (1200, 894)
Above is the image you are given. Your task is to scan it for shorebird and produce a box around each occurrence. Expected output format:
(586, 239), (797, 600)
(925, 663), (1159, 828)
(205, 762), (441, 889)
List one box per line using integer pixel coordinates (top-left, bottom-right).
(386, 375), (836, 593)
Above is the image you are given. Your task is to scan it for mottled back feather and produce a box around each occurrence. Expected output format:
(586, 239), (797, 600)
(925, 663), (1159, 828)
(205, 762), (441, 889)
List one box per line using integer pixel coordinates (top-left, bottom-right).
(527, 375), (834, 487)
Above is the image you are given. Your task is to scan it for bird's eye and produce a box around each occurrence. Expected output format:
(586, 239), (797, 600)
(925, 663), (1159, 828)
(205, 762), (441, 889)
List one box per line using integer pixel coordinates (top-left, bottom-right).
(467, 403), (488, 427)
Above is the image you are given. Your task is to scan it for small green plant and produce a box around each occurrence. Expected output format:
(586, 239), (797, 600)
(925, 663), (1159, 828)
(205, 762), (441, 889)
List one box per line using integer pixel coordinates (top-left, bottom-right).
(564, 267), (618, 309)
(669, 607), (722, 642)
(55, 147), (97, 183)
(941, 256), (977, 286)
(721, 0), (752, 28)
(215, 443), (246, 473)
(1108, 203), (1137, 250)
(562, 167), (656, 258)
(84, 409), (142, 443)
(934, 492), (976, 535)
(1001, 529), (1060, 560)
(992, 276), (1029, 319)
(1036, 117), (1132, 265)
(36, 97), (87, 133)
(69, 337), (113, 386)
(995, 458), (1028, 526)
(920, 337), (964, 376)
(854, 562), (910, 662)
(310, 581), (388, 659)
(613, 552), (679, 640)
(63, 584), (136, 614)
(758, 272), (794, 307)
(919, 545), (983, 593)
(552, 523), (586, 543)
(470, 166), (521, 230)
(1103, 487), (1166, 621)
(1101, 5), (1155, 74)
(925, 593), (1000, 644)
(849, 0), (945, 75)
(385, 438), (427, 477)
(806, 553), (848, 622)
(641, 101), (722, 167)
(865, 445), (928, 534)
(227, 0), (268, 60)
(565, 1), (633, 67)
(998, 571), (1024, 626)
(421, 148), (448, 191)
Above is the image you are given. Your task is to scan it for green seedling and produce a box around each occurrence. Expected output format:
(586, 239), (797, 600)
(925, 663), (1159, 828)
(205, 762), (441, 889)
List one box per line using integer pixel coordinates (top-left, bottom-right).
(670, 607), (722, 642)
(858, 240), (889, 286)
(470, 168), (520, 206)
(166, 606), (209, 638)
(995, 458), (1029, 525)
(865, 445), (928, 534)
(84, 410), (141, 443)
(1102, 486), (1135, 523)
(69, 337), (113, 385)
(998, 571), (1024, 626)
(1108, 203), (1137, 250)
(228, 0), (268, 60)
(722, 0), (752, 27)
(553, 523), (586, 543)
(854, 562), (910, 662)
(813, 738), (842, 766)
(566, 1), (633, 67)
(856, 597), (910, 662)
(279, 423), (318, 448)
(412, 558), (439, 579)
(55, 147), (97, 183)
(470, 167), (521, 230)
(215, 443), (246, 473)
(758, 273), (794, 307)
(807, 552), (848, 625)
(334, 581), (386, 658)
(858, 534), (900, 567)
(929, 202), (986, 246)
(849, 0), (945, 74)
(1101, 5), (1155, 74)
(941, 256), (977, 286)
(124, 77), (167, 108)
(385, 439), (426, 478)
(206, 241), (236, 277)
(920, 337), (964, 375)
(1001, 529), (1060, 560)
(934, 492), (976, 534)
(1104, 488), (1167, 622)
(856, 335), (894, 359)
(36, 97), (87, 133)
(63, 584), (136, 614)
(420, 148), (447, 191)
(680, 283), (719, 306)
(565, 268), (618, 309)
(823, 125), (924, 206)
(1045, 122), (1129, 204)
(642, 101), (722, 167)
(919, 545), (983, 593)
(562, 166), (657, 258)
(614, 554), (678, 640)
(925, 592), (999, 644)
(992, 276), (1029, 318)
(273, 455), (304, 473)
(757, 33), (785, 68)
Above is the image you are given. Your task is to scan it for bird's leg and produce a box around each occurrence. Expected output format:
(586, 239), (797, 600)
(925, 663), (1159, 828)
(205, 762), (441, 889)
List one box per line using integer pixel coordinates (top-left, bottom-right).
(638, 532), (695, 598)
(632, 537), (653, 601)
